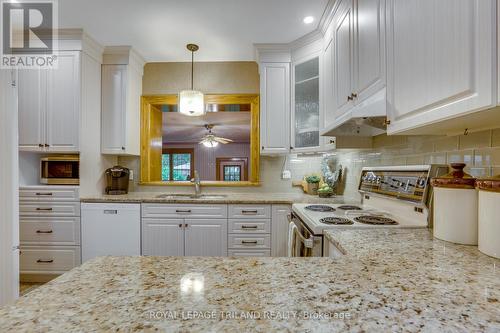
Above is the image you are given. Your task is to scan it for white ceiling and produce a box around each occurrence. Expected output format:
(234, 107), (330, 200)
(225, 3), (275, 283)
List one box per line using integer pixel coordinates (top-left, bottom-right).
(162, 112), (251, 143)
(59, 0), (329, 62)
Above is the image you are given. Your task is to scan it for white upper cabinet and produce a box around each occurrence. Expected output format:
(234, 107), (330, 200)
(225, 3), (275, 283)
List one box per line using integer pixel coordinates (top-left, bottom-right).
(18, 31), (104, 153)
(46, 51), (81, 152)
(333, 0), (355, 120)
(18, 51), (81, 152)
(354, 0), (386, 105)
(386, 0), (496, 135)
(292, 54), (322, 151)
(18, 69), (46, 151)
(101, 46), (145, 155)
(259, 62), (291, 155)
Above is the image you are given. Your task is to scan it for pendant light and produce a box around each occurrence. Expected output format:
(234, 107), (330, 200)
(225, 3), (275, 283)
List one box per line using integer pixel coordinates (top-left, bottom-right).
(179, 44), (205, 116)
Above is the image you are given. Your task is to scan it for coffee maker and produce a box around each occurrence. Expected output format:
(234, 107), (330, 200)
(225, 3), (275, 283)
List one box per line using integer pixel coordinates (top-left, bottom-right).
(105, 166), (130, 195)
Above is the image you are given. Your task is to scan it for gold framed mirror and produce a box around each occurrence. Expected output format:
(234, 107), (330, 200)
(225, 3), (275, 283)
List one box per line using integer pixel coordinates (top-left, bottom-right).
(140, 94), (260, 186)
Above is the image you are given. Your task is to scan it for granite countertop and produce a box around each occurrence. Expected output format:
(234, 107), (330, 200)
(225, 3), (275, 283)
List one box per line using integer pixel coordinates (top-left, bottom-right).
(80, 192), (344, 204)
(1, 229), (499, 332)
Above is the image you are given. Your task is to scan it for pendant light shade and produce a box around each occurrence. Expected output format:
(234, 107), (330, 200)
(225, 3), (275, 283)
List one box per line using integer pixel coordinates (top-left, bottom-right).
(179, 90), (204, 116)
(179, 44), (205, 117)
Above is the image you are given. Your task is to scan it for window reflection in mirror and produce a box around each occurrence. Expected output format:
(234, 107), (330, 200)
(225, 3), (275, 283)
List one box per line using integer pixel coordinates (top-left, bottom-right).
(140, 95), (260, 186)
(157, 103), (251, 182)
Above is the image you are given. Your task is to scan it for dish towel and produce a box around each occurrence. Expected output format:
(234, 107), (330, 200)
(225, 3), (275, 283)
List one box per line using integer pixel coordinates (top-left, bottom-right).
(287, 221), (298, 257)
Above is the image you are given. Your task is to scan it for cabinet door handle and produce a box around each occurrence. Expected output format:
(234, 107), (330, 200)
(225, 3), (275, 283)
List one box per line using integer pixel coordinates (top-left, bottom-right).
(38, 144), (44, 148)
(121, 147), (125, 150)
(103, 210), (118, 214)
(44, 144), (50, 147)
(347, 95), (354, 101)
(184, 223), (189, 228)
(241, 210), (258, 215)
(36, 259), (54, 263)
(241, 225), (258, 229)
(351, 92), (358, 98)
(36, 208), (53, 211)
(36, 230), (53, 234)
(36, 192), (53, 196)
(179, 224), (183, 228)
(176, 209), (192, 213)
(241, 240), (258, 245)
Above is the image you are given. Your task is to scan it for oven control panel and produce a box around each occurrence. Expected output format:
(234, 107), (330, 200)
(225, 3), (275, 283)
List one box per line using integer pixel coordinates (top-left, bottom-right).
(359, 169), (431, 203)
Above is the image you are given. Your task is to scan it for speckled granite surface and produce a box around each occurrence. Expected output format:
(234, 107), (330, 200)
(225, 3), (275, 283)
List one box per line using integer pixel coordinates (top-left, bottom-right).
(1, 229), (499, 332)
(80, 192), (342, 204)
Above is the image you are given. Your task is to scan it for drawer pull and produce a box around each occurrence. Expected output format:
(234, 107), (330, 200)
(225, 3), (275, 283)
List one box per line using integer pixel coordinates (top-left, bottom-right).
(36, 230), (53, 234)
(35, 192), (53, 196)
(176, 209), (192, 213)
(241, 225), (258, 229)
(36, 259), (54, 263)
(241, 240), (258, 244)
(104, 210), (118, 214)
(241, 210), (258, 215)
(36, 208), (53, 211)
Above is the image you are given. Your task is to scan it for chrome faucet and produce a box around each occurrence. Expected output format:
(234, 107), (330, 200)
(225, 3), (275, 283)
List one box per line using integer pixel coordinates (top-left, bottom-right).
(190, 170), (201, 197)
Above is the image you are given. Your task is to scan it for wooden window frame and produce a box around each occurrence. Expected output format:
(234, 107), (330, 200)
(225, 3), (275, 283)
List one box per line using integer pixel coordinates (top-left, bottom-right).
(162, 148), (195, 182)
(216, 157), (248, 181)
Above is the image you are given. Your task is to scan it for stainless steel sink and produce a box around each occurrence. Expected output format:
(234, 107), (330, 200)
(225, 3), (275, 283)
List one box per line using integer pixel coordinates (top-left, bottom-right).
(155, 194), (227, 200)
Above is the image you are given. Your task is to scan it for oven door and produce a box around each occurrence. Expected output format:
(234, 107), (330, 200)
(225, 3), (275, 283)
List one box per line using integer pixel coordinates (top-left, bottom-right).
(287, 213), (323, 257)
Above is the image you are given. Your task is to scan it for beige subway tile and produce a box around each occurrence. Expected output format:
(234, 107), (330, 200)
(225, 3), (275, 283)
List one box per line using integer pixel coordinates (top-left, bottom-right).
(446, 149), (473, 165)
(423, 153), (446, 165)
(459, 130), (491, 149)
(433, 136), (459, 152)
(406, 155), (425, 165)
(491, 167), (500, 176)
(474, 147), (500, 167)
(492, 129), (500, 147)
(373, 134), (393, 149)
(465, 167), (490, 178)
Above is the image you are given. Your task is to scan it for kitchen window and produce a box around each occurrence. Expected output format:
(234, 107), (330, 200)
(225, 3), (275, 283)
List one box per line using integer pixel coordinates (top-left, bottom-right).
(162, 149), (194, 181)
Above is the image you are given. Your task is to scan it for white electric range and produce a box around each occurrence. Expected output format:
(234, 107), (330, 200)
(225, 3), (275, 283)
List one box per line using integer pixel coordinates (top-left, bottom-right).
(289, 165), (449, 256)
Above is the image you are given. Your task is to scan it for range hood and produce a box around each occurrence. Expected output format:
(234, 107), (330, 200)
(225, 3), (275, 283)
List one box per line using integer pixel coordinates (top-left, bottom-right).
(321, 88), (388, 137)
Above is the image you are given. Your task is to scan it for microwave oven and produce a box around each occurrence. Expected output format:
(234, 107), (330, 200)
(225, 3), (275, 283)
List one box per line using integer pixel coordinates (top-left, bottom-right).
(40, 156), (80, 185)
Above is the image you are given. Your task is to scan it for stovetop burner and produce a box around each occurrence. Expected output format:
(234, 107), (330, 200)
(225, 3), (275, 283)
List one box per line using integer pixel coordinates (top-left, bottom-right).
(337, 205), (362, 210)
(319, 217), (354, 225)
(354, 215), (398, 225)
(305, 205), (336, 212)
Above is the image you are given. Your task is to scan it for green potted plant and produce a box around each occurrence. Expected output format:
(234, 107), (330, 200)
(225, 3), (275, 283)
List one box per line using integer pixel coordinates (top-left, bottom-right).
(305, 175), (321, 195)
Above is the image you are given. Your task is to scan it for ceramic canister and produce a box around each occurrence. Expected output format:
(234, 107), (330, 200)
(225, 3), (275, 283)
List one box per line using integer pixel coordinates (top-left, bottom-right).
(476, 174), (500, 258)
(430, 163), (478, 245)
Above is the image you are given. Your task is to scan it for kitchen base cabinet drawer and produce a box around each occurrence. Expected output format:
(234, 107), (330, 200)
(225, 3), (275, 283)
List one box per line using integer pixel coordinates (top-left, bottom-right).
(142, 203), (227, 219)
(228, 219), (271, 233)
(228, 234), (271, 249)
(20, 246), (81, 273)
(20, 186), (79, 202)
(20, 202), (80, 217)
(20, 217), (80, 245)
(228, 250), (271, 257)
(229, 205), (271, 219)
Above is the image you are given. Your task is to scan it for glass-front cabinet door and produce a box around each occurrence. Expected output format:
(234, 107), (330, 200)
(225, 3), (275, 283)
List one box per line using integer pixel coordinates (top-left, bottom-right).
(292, 56), (321, 151)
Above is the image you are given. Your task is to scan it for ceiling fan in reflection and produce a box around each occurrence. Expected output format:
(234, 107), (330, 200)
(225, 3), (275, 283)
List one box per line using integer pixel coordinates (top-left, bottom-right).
(199, 124), (233, 148)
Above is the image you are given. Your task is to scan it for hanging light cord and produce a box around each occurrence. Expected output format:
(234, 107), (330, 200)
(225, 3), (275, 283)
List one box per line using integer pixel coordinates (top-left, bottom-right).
(191, 50), (194, 90)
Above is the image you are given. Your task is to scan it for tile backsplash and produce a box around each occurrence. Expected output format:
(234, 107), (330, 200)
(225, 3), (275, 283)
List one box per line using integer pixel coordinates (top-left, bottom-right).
(118, 128), (500, 199)
(334, 128), (500, 201)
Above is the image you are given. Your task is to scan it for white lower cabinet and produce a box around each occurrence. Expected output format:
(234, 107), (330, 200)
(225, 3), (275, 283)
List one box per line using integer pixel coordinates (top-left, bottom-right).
(142, 219), (184, 256)
(271, 205), (291, 257)
(19, 186), (81, 282)
(141, 204), (227, 257)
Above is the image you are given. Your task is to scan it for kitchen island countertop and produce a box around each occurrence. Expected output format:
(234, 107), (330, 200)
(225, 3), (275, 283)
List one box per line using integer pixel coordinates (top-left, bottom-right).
(1, 229), (499, 332)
